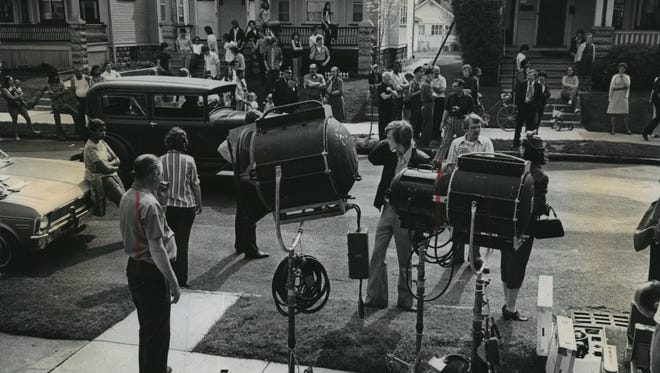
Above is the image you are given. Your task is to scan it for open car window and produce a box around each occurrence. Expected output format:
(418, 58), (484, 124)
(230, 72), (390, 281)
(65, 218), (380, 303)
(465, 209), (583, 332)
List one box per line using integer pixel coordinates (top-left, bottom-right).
(101, 94), (147, 117)
(153, 94), (206, 120)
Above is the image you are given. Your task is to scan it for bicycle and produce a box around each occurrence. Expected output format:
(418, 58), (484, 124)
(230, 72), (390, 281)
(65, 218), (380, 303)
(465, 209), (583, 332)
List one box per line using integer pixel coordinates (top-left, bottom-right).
(476, 91), (517, 131)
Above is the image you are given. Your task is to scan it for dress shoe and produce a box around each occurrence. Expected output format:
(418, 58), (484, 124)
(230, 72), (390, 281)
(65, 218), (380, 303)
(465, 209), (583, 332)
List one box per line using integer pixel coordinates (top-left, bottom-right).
(610, 130), (615, 135)
(643, 133), (649, 141)
(397, 304), (417, 312)
(167, 366), (173, 373)
(502, 305), (529, 322)
(626, 129), (632, 135)
(244, 247), (269, 259)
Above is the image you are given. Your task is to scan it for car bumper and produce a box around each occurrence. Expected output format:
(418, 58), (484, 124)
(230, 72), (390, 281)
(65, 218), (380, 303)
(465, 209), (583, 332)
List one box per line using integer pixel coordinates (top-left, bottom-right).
(29, 205), (93, 249)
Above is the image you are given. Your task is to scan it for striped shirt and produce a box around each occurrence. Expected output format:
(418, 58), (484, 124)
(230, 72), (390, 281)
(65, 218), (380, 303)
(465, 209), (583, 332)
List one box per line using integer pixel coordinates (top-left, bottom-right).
(159, 150), (201, 208)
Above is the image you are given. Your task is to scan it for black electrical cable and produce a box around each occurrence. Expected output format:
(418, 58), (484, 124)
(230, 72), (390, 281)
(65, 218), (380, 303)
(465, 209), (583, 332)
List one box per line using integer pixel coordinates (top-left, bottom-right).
(272, 255), (330, 316)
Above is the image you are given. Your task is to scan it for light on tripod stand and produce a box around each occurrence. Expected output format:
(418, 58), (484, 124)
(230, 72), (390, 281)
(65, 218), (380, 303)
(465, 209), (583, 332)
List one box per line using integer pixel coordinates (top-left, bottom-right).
(387, 152), (535, 373)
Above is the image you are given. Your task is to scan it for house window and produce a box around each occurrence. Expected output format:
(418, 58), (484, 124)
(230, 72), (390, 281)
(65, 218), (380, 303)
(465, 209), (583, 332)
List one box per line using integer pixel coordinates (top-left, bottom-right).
(40, 0), (66, 22)
(279, 0), (290, 22)
(0, 0), (14, 22)
(432, 24), (442, 35)
(418, 24), (425, 35)
(352, 0), (363, 22)
(612, 0), (625, 30)
(306, 0), (333, 23)
(80, 0), (101, 24)
(637, 0), (660, 30)
(160, 0), (166, 21)
(176, 0), (185, 23)
(400, 2), (407, 24)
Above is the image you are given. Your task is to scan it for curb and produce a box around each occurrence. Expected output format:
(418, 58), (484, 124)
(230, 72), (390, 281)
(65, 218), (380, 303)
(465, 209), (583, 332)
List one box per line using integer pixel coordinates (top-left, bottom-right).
(352, 135), (660, 165)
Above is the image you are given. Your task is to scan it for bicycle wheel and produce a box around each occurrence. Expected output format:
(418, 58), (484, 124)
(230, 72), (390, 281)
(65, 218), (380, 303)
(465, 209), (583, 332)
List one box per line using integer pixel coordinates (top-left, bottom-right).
(496, 105), (517, 132)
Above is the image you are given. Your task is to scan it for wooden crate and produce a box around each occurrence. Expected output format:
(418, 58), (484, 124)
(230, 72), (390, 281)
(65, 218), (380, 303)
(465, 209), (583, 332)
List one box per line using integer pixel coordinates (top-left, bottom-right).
(537, 275), (554, 356)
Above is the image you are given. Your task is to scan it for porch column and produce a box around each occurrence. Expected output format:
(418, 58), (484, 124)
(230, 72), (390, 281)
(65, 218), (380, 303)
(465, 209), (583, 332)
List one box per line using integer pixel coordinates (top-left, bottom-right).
(160, 0), (177, 47)
(593, 0), (615, 27)
(592, 0), (615, 58)
(604, 0), (615, 27)
(358, 19), (375, 76)
(68, 0), (88, 69)
(593, 0), (604, 26)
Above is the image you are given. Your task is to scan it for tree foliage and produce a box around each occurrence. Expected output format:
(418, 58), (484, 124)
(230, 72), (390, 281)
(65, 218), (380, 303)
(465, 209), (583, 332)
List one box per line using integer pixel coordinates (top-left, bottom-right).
(451, 0), (504, 85)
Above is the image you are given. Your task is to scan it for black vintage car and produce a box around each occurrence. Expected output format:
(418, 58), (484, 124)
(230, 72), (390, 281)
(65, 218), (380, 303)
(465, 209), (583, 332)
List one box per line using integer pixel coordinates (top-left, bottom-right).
(86, 76), (247, 182)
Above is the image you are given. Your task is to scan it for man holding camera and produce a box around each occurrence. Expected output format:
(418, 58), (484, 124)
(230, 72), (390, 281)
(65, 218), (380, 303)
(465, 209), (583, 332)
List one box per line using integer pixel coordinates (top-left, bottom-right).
(119, 154), (180, 373)
(365, 121), (431, 312)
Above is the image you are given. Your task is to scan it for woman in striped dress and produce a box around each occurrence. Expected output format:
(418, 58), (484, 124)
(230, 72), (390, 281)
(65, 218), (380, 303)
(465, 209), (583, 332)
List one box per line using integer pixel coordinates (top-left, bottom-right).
(160, 127), (202, 287)
(607, 62), (631, 135)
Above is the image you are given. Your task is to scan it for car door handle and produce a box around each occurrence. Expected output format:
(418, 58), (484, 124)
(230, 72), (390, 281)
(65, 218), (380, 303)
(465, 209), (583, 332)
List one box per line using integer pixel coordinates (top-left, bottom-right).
(149, 121), (158, 127)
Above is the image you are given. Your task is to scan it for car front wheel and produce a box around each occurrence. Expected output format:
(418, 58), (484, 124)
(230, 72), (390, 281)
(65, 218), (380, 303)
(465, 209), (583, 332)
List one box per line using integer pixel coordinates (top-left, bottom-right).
(0, 230), (23, 272)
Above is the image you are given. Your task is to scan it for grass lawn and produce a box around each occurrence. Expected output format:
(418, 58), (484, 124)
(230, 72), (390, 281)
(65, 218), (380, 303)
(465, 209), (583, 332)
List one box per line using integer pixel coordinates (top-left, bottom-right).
(0, 237), (134, 340)
(581, 90), (655, 133)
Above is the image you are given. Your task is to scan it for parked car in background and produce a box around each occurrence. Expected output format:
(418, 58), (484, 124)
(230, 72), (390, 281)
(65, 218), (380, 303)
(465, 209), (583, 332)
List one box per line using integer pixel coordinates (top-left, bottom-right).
(86, 76), (247, 184)
(0, 150), (93, 271)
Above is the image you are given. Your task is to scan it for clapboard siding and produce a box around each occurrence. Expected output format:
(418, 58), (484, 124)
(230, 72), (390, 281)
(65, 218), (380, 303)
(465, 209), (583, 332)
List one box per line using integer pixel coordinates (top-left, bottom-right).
(0, 44), (71, 69)
(110, 0), (158, 46)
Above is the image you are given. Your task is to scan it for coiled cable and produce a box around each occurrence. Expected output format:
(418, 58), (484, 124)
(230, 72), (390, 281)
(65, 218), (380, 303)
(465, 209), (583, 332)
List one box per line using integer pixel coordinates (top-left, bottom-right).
(272, 254), (331, 316)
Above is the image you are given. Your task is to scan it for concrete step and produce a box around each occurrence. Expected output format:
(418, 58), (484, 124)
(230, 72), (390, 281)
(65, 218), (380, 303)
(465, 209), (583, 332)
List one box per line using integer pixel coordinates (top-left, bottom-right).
(39, 97), (52, 103)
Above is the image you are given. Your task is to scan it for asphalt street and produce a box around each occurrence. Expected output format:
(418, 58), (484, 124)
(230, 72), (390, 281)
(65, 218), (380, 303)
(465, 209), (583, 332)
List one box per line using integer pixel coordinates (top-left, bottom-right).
(1, 138), (658, 367)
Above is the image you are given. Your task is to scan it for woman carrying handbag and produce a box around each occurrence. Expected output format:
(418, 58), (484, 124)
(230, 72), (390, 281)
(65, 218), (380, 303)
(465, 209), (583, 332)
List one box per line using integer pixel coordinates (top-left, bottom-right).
(500, 132), (552, 322)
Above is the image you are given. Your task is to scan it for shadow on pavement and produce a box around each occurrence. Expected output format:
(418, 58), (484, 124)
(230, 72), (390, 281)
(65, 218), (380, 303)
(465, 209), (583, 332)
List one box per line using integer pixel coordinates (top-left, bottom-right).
(190, 252), (250, 291)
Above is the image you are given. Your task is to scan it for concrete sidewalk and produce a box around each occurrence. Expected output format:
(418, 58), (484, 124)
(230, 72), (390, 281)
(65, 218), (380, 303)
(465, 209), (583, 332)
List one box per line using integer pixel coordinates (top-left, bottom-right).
(343, 121), (660, 146)
(1, 290), (354, 373)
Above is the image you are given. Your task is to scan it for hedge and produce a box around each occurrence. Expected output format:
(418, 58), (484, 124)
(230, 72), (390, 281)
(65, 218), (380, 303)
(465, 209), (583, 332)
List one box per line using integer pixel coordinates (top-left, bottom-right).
(592, 44), (660, 91)
(451, 0), (503, 86)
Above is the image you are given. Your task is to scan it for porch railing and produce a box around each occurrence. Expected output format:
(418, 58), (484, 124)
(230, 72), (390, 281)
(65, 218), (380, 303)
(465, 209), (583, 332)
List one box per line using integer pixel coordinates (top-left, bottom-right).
(0, 23), (70, 42)
(86, 23), (108, 43)
(613, 30), (660, 47)
(277, 25), (359, 47)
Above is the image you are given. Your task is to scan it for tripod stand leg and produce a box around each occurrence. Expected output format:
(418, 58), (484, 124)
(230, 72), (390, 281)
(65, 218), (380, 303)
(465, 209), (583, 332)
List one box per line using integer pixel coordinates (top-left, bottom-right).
(287, 252), (296, 373)
(469, 201), (489, 373)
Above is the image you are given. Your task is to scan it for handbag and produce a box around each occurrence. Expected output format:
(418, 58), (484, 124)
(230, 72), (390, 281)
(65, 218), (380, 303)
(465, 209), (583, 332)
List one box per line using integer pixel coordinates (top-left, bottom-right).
(634, 199), (660, 252)
(534, 205), (564, 239)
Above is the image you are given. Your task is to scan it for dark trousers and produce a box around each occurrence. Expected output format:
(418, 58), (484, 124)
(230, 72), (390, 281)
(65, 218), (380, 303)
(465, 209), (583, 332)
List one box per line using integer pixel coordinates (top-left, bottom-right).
(76, 96), (87, 137)
(266, 69), (280, 93)
(644, 101), (660, 135)
(378, 102), (394, 140)
(649, 241), (660, 281)
(409, 100), (422, 138)
(420, 101), (434, 146)
(234, 184), (269, 252)
(533, 105), (545, 131)
(433, 97), (445, 139)
(501, 218), (536, 289)
(165, 207), (196, 285)
(392, 98), (403, 121)
(513, 102), (535, 145)
(126, 258), (171, 373)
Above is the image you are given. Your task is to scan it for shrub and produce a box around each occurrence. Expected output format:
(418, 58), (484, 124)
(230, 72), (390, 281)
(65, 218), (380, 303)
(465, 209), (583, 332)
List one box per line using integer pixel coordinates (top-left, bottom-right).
(592, 44), (660, 91)
(451, 0), (503, 86)
(580, 91), (654, 133)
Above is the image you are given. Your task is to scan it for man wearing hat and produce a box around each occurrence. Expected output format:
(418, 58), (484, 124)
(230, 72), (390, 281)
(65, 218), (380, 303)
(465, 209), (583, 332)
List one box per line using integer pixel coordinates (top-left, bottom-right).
(365, 121), (431, 312)
(273, 67), (297, 110)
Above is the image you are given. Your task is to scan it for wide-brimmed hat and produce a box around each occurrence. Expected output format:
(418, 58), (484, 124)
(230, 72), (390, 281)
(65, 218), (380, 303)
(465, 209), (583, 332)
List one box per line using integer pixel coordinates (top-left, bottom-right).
(522, 131), (546, 149)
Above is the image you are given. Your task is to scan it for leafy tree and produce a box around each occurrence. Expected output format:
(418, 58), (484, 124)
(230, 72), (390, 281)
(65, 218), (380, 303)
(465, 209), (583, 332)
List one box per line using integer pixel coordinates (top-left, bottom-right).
(451, 0), (503, 85)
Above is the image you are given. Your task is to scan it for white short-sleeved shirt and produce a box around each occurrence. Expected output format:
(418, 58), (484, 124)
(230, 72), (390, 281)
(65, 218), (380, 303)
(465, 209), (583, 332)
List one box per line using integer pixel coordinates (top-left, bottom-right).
(446, 135), (494, 164)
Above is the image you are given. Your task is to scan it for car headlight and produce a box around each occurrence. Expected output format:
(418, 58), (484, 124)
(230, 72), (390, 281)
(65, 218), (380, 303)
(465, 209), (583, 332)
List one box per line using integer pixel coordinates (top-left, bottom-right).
(37, 216), (49, 232)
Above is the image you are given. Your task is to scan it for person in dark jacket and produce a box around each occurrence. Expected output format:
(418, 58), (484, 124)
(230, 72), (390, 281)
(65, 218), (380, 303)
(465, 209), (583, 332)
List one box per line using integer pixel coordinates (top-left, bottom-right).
(513, 69), (537, 147)
(365, 120), (431, 312)
(272, 67), (297, 111)
(500, 132), (551, 321)
(532, 71), (551, 131)
(217, 111), (269, 259)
